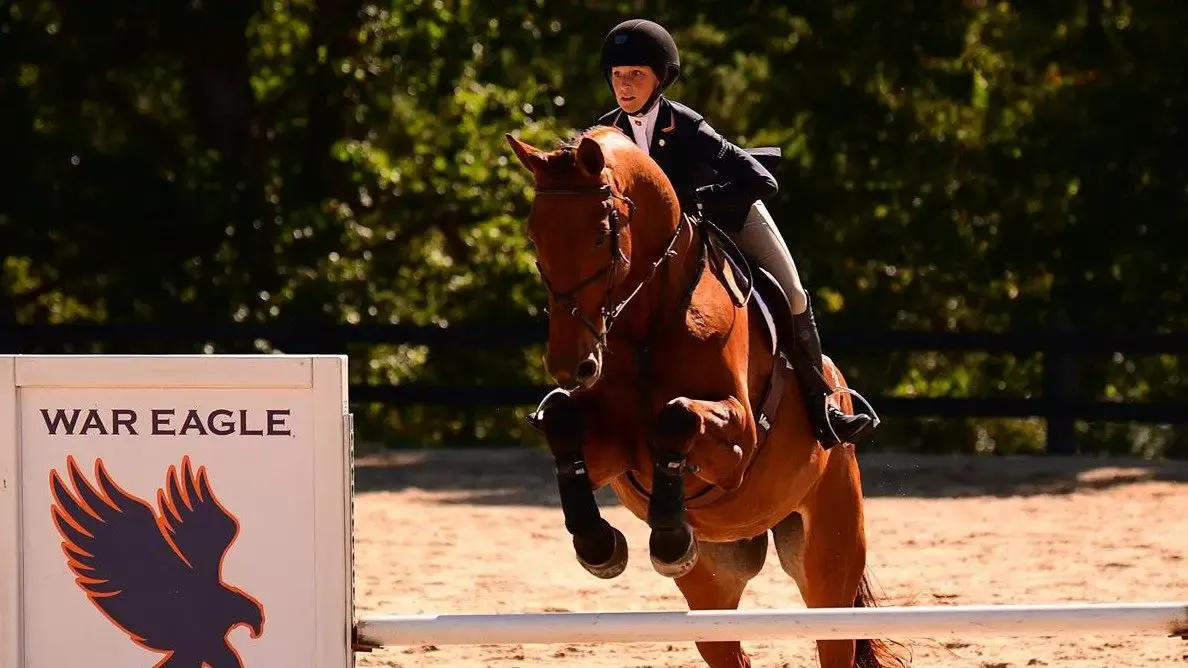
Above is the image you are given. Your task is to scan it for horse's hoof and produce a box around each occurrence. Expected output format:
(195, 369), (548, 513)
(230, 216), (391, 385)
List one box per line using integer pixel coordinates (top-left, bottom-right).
(649, 526), (699, 578)
(575, 524), (629, 579)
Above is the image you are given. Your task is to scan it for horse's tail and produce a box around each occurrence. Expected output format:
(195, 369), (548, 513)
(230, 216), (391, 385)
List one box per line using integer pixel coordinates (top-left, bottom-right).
(854, 573), (914, 668)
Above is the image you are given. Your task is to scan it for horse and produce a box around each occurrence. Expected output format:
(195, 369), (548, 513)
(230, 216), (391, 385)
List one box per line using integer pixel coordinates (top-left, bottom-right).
(504, 125), (909, 668)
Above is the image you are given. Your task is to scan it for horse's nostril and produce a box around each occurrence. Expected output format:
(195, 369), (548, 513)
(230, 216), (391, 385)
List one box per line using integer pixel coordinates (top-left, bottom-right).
(575, 359), (598, 382)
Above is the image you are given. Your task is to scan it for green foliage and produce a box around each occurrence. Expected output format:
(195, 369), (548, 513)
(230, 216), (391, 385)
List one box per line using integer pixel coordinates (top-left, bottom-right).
(2, 0), (1184, 455)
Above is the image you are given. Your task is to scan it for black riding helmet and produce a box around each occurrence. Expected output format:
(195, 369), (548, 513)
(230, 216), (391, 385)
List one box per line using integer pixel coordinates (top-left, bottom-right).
(600, 19), (681, 115)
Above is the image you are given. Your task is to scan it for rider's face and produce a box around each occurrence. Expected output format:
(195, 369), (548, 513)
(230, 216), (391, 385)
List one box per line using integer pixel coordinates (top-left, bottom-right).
(610, 65), (659, 114)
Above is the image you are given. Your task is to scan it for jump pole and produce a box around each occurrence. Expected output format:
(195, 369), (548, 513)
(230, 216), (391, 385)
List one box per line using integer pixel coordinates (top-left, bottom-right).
(356, 602), (1188, 647)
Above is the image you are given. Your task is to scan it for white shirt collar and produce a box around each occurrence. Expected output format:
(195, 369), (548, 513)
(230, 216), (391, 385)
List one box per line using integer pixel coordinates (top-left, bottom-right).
(626, 101), (661, 155)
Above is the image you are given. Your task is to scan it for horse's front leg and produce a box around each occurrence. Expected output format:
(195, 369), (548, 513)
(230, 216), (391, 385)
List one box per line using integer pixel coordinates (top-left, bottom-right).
(648, 395), (750, 578)
(527, 388), (630, 579)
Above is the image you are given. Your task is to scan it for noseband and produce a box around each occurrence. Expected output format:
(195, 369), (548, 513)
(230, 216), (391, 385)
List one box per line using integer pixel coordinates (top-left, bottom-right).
(532, 182), (689, 351)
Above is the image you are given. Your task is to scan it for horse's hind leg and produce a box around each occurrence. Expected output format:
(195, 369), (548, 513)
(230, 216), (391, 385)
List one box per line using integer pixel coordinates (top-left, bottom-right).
(771, 511), (807, 588)
(778, 450), (908, 668)
(673, 533), (768, 668)
(529, 388), (629, 579)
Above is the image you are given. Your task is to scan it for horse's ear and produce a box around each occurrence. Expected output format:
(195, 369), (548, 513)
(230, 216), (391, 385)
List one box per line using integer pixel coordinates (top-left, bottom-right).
(505, 133), (545, 173)
(575, 137), (605, 179)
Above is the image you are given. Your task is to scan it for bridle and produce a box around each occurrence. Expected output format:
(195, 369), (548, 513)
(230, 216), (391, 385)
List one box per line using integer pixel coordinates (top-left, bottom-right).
(531, 182), (690, 352)
(529, 168), (742, 509)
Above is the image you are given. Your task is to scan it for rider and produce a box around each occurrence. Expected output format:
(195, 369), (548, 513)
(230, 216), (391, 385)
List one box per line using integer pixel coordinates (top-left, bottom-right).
(593, 18), (877, 448)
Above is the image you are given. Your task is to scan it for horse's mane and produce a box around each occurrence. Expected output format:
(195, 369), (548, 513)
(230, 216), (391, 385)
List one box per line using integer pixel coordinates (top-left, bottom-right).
(543, 124), (658, 189)
(554, 124), (630, 150)
(545, 124), (680, 224)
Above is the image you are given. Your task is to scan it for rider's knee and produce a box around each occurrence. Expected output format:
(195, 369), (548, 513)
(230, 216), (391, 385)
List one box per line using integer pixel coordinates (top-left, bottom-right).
(787, 285), (808, 314)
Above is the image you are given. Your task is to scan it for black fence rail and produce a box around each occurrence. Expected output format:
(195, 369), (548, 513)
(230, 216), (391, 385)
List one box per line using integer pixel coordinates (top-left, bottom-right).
(3, 322), (1186, 454)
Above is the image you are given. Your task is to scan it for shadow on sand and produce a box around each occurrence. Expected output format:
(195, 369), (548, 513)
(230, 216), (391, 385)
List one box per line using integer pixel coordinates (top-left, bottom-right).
(352, 446), (1188, 507)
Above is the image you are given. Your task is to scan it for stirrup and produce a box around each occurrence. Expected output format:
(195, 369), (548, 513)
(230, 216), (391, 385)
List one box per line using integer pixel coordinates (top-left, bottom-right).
(815, 385), (881, 446)
(821, 406), (875, 445)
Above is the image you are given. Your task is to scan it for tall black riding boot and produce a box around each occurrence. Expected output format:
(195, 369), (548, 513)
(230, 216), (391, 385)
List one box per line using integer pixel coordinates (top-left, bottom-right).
(789, 296), (877, 448)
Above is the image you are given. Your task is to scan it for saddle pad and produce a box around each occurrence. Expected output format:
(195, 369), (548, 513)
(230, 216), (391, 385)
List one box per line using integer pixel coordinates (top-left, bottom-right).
(718, 248), (777, 357)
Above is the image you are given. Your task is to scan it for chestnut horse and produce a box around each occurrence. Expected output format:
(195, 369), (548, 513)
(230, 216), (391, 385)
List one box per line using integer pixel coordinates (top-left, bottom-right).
(505, 126), (908, 668)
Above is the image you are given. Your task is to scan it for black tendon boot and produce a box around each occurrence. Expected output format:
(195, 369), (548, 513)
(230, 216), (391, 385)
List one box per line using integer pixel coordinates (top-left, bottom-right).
(789, 296), (878, 448)
(524, 387), (628, 579)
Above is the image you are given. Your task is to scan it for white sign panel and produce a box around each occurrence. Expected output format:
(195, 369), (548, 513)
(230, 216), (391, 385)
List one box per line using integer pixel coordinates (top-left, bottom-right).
(0, 355), (354, 668)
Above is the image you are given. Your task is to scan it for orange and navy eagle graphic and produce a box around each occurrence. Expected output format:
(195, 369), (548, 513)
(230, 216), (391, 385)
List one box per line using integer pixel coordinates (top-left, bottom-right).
(49, 455), (266, 668)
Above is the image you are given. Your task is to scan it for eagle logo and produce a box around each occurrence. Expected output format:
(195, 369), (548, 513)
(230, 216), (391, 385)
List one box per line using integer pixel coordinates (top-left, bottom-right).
(49, 455), (266, 667)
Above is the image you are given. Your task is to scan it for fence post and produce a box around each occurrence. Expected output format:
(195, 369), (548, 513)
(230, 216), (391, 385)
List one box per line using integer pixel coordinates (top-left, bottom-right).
(1043, 308), (1077, 455)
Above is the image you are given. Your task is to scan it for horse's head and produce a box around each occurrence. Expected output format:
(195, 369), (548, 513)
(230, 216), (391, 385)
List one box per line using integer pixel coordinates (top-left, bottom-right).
(505, 127), (682, 390)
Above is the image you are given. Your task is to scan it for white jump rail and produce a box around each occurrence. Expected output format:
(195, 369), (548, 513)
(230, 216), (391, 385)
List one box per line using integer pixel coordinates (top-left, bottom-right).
(356, 602), (1188, 647)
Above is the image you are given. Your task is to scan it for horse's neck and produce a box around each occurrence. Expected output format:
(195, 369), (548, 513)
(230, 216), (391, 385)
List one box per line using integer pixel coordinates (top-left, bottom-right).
(610, 206), (703, 346)
(596, 210), (711, 438)
(646, 212), (703, 319)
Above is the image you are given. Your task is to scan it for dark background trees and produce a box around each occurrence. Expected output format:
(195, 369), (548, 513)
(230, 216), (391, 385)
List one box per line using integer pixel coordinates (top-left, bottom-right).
(3, 0), (1183, 456)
